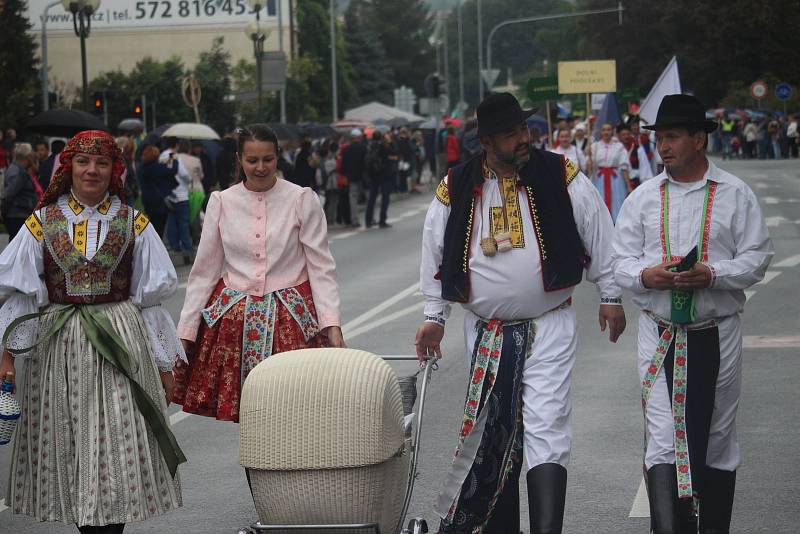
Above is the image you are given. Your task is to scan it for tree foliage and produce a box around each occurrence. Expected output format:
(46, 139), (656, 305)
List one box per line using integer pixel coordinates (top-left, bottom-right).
(442, 0), (577, 110)
(296, 0), (354, 121)
(343, 0), (395, 106)
(193, 37), (236, 133)
(576, 0), (800, 107)
(368, 0), (435, 97)
(0, 0), (40, 129)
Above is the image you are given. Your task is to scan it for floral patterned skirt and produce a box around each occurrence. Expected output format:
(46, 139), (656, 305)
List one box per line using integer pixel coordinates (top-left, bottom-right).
(7, 300), (182, 526)
(173, 279), (326, 423)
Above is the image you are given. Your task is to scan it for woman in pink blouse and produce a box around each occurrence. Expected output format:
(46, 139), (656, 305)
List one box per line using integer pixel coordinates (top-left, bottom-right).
(174, 124), (344, 422)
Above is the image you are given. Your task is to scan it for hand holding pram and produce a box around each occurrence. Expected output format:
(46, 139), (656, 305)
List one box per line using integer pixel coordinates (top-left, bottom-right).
(414, 322), (443, 363)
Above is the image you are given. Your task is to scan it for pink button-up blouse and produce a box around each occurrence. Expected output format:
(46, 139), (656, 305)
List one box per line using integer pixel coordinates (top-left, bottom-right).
(177, 180), (341, 341)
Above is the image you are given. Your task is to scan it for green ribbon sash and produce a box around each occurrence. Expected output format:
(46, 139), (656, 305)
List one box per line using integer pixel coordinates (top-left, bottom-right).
(662, 181), (712, 324)
(2, 304), (186, 476)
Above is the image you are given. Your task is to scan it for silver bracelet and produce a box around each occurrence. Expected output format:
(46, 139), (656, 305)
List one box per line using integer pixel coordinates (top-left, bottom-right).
(424, 315), (446, 327)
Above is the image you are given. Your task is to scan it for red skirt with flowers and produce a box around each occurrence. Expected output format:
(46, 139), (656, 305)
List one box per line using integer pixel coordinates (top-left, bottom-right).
(173, 279), (326, 422)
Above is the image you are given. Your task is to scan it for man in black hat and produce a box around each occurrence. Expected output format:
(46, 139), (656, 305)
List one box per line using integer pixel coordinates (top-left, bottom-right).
(416, 92), (626, 534)
(612, 94), (773, 534)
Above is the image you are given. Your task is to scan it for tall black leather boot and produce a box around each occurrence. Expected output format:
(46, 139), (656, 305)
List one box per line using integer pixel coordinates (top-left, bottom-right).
(699, 468), (736, 534)
(526, 463), (567, 534)
(77, 526), (98, 534)
(647, 464), (679, 534)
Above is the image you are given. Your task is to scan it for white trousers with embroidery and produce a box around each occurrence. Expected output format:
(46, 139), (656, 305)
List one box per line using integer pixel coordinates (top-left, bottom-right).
(463, 306), (578, 470)
(637, 312), (742, 471)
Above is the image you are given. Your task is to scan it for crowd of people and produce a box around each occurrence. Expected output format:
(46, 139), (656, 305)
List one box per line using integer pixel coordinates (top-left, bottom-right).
(0, 90), (782, 534)
(711, 113), (798, 160)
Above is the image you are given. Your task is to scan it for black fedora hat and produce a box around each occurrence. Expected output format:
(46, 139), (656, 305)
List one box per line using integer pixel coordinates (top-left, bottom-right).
(477, 92), (538, 137)
(642, 94), (718, 133)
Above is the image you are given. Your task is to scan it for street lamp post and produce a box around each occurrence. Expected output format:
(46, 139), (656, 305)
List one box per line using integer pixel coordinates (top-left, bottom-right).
(330, 0), (338, 122)
(41, 0), (62, 111)
(245, 2), (270, 119)
(62, 0), (101, 111)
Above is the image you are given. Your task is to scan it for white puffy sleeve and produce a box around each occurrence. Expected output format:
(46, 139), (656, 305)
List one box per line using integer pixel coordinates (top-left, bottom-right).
(130, 215), (186, 371)
(616, 143), (631, 171)
(0, 215), (49, 356)
(568, 173), (623, 304)
(420, 178), (453, 323)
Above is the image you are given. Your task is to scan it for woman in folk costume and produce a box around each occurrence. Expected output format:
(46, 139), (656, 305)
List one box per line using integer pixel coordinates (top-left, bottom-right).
(590, 122), (632, 222)
(0, 130), (186, 533)
(173, 124), (344, 423)
(550, 127), (588, 173)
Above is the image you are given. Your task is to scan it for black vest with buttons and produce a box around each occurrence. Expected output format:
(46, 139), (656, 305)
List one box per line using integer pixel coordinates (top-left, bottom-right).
(438, 149), (589, 304)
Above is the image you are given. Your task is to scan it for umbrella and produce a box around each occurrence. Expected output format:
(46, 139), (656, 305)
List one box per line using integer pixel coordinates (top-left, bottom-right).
(526, 114), (549, 136)
(299, 123), (336, 139)
(418, 117), (446, 129)
(331, 118), (372, 131)
(141, 123), (173, 148)
(162, 123), (220, 140)
(374, 124), (391, 134)
(117, 118), (144, 131)
(26, 109), (108, 137)
(267, 123), (301, 141)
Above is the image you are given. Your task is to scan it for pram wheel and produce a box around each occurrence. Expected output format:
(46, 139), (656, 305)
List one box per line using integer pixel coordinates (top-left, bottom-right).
(403, 518), (428, 534)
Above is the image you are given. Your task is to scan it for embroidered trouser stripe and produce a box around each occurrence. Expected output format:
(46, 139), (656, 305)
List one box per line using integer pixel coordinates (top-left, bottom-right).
(642, 314), (720, 500)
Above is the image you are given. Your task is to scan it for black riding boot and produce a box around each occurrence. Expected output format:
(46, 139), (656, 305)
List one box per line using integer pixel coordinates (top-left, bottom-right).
(647, 464), (679, 534)
(699, 469), (736, 534)
(526, 463), (567, 534)
(77, 526), (98, 534)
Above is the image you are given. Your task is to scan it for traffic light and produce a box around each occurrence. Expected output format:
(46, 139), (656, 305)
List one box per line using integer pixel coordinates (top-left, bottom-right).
(133, 98), (143, 116)
(93, 92), (104, 113)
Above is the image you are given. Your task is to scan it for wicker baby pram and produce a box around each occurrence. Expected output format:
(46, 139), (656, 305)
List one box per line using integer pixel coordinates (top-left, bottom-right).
(239, 348), (435, 534)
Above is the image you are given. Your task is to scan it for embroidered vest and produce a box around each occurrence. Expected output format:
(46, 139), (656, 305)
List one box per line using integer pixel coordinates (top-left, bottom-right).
(439, 149), (589, 303)
(42, 203), (135, 304)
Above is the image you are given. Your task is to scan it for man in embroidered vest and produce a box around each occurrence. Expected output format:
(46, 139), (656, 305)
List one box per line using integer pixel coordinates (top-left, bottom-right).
(416, 92), (626, 534)
(612, 94), (774, 534)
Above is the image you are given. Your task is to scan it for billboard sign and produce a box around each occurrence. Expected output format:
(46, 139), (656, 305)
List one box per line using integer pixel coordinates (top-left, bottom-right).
(27, 0), (277, 32)
(557, 60), (617, 94)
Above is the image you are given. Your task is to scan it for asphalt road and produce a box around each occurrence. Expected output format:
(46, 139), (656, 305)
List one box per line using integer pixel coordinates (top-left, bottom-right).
(1, 156), (798, 533)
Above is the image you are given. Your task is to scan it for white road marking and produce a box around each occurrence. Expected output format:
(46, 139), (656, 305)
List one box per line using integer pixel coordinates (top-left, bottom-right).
(169, 409), (193, 426)
(345, 301), (424, 340)
(341, 282), (419, 334)
(178, 281), (187, 290)
(0, 498), (7, 513)
(629, 478), (650, 518)
(774, 254), (800, 268)
(761, 196), (799, 205)
(757, 271), (781, 285)
(754, 183), (769, 189)
(330, 228), (366, 240)
(745, 290), (756, 302)
(765, 215), (790, 227)
(743, 335), (800, 349)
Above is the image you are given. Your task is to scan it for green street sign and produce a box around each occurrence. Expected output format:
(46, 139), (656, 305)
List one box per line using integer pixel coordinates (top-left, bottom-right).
(618, 88), (640, 103)
(527, 76), (559, 102)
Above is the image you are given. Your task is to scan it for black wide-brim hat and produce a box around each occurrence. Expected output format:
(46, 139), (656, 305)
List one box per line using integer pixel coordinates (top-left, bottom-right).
(477, 92), (538, 137)
(642, 94), (718, 133)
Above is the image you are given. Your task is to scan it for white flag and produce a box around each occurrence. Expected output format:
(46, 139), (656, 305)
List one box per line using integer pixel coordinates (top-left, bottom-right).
(639, 56), (682, 124)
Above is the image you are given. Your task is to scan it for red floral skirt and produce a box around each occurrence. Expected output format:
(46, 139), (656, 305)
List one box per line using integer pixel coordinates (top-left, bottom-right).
(173, 279), (326, 422)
